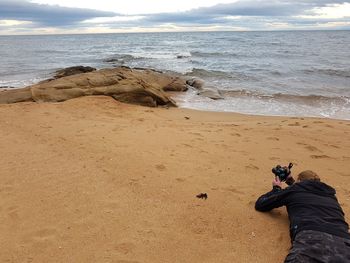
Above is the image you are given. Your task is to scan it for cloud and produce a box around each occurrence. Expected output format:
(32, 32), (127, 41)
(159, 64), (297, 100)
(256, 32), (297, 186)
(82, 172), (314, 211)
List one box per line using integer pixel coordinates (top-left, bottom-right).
(0, 0), (349, 34)
(0, 0), (117, 26)
(138, 0), (350, 30)
(144, 0), (350, 23)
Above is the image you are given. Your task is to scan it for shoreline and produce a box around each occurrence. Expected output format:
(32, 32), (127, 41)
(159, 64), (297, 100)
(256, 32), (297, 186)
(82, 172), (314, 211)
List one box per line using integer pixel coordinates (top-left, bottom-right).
(176, 105), (350, 121)
(1, 96), (349, 262)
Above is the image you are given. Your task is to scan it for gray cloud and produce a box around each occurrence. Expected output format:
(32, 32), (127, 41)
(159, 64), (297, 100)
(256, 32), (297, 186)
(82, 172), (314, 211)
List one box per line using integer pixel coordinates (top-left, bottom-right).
(0, 0), (349, 32)
(144, 0), (350, 24)
(0, 0), (117, 26)
(135, 0), (350, 30)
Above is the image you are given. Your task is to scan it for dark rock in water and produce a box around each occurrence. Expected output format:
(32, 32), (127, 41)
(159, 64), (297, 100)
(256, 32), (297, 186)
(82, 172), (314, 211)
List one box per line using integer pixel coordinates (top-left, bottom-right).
(134, 67), (163, 73)
(186, 77), (223, 100)
(104, 58), (123, 63)
(37, 78), (55, 84)
(198, 88), (223, 100)
(186, 78), (205, 89)
(54, 66), (96, 79)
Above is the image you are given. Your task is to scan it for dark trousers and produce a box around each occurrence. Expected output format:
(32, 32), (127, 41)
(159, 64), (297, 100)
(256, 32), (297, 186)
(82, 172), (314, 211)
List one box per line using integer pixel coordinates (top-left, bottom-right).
(284, 230), (350, 263)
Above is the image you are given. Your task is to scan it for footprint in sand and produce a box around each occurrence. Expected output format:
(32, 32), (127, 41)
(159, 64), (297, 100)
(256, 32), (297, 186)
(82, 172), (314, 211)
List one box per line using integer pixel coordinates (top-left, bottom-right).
(325, 144), (340, 149)
(7, 206), (20, 221)
(114, 242), (136, 255)
(115, 260), (140, 263)
(248, 200), (255, 206)
(304, 145), (321, 152)
(155, 164), (166, 171)
(34, 228), (57, 239)
(103, 201), (120, 211)
(288, 122), (301, 126)
(222, 187), (244, 195)
(342, 156), (350, 161)
(310, 155), (330, 159)
(176, 178), (186, 182)
(245, 164), (259, 170)
(22, 228), (58, 249)
(267, 137), (279, 141)
(189, 132), (203, 137)
(0, 184), (14, 194)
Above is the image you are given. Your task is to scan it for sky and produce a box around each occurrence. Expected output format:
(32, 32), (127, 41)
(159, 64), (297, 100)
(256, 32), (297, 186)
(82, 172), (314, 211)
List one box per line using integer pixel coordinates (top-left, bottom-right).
(0, 0), (349, 35)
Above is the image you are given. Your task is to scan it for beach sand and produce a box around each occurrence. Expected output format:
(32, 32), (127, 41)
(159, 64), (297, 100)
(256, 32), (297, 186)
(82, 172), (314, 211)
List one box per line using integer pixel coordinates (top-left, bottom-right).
(0, 96), (349, 262)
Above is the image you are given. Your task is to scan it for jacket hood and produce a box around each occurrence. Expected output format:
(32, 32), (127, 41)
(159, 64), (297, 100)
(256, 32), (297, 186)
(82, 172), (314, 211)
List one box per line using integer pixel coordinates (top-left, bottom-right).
(293, 180), (336, 196)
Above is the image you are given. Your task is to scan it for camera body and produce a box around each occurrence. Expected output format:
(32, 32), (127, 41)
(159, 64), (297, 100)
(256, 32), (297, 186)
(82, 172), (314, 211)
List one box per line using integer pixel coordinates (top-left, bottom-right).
(272, 163), (293, 181)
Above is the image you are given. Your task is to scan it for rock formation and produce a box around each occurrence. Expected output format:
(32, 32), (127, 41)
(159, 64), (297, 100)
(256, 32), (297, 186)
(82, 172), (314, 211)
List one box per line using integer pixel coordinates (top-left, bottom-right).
(54, 66), (96, 79)
(186, 78), (223, 100)
(0, 67), (188, 107)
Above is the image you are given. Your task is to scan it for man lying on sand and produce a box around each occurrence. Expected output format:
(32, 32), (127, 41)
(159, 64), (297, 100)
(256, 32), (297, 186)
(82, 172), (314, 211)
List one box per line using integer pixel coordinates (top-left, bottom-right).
(255, 168), (350, 262)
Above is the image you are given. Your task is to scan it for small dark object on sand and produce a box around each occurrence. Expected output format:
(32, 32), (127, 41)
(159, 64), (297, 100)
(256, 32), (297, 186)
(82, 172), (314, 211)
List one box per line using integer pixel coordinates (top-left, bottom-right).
(196, 193), (208, 200)
(184, 116), (190, 120)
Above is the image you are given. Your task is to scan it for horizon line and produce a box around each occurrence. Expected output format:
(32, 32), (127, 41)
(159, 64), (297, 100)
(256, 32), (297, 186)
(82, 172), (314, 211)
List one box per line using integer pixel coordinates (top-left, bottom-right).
(0, 28), (349, 37)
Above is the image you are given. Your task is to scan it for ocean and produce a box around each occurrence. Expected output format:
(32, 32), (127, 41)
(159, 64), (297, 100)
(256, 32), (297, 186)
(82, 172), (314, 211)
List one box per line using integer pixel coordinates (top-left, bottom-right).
(0, 31), (349, 119)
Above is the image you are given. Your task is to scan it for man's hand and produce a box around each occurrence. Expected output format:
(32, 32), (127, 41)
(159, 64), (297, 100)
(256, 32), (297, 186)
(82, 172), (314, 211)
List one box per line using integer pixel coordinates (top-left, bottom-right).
(272, 176), (282, 188)
(285, 175), (295, 186)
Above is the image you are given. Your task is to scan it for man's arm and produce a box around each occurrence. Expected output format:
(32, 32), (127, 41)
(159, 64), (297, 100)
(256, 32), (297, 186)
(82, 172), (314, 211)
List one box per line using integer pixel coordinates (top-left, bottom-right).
(255, 177), (290, 212)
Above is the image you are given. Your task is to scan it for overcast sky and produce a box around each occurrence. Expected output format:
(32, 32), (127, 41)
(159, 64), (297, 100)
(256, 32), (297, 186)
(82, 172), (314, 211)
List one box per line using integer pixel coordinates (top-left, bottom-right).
(0, 0), (349, 35)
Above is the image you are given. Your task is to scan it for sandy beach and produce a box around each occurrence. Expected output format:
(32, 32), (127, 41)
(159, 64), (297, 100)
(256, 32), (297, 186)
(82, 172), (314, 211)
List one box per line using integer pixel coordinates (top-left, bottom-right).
(1, 96), (349, 263)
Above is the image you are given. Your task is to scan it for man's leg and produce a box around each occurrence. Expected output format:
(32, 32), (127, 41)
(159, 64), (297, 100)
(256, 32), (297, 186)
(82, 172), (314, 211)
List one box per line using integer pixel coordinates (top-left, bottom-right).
(284, 230), (350, 263)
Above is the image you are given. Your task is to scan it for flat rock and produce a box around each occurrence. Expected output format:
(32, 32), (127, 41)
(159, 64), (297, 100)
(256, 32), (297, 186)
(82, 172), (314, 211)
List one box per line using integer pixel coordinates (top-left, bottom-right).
(0, 67), (188, 107)
(0, 87), (33, 104)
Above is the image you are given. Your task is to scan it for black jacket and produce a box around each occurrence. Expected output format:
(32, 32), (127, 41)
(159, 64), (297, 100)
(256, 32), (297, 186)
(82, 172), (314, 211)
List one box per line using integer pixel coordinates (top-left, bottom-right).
(255, 180), (350, 241)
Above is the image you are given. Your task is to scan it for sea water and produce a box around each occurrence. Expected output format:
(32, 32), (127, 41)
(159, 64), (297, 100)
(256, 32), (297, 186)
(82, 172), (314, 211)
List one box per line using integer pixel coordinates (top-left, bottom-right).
(0, 31), (349, 119)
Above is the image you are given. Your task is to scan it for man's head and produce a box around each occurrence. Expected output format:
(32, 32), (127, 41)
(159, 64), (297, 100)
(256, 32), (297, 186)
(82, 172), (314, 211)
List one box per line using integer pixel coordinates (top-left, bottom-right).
(297, 170), (321, 182)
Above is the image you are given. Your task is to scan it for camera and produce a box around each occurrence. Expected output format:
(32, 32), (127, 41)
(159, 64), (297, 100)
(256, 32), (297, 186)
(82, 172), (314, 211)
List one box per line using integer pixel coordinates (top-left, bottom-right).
(272, 163), (293, 181)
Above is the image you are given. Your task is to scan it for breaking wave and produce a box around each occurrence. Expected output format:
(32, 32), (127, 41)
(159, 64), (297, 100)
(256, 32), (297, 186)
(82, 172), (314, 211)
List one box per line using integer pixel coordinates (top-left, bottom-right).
(185, 68), (259, 82)
(191, 51), (240, 58)
(303, 68), (350, 78)
(103, 54), (139, 64)
(221, 89), (350, 106)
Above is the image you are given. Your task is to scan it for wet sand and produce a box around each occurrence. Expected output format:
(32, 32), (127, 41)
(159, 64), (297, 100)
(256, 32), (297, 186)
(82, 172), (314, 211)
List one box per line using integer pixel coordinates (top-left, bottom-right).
(0, 96), (349, 262)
